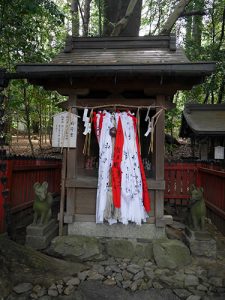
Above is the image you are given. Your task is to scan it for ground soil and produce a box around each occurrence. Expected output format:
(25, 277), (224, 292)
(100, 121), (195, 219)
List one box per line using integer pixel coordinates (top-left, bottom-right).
(7, 135), (62, 159)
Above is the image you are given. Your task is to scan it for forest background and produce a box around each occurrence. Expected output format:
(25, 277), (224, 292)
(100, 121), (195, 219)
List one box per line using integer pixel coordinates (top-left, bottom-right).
(0, 0), (224, 156)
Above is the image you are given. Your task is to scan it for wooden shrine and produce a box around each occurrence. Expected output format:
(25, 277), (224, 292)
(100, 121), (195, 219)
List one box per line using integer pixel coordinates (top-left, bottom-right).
(180, 104), (225, 160)
(5, 35), (215, 237)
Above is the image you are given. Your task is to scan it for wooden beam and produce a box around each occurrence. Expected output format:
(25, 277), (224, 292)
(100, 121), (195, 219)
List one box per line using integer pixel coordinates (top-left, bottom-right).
(59, 149), (67, 236)
(66, 177), (165, 190)
(65, 94), (78, 220)
(154, 95), (166, 227)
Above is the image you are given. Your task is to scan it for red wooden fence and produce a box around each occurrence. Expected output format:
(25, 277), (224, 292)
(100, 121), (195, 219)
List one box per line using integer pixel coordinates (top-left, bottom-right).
(1, 159), (224, 234)
(164, 162), (200, 205)
(0, 158), (61, 233)
(198, 167), (225, 235)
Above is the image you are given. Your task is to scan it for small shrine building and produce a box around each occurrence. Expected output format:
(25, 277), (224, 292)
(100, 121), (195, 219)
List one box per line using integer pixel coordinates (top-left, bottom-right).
(2, 35), (216, 238)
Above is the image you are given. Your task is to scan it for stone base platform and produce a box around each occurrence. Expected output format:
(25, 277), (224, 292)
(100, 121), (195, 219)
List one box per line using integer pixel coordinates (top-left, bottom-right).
(185, 227), (217, 258)
(68, 222), (165, 240)
(26, 219), (58, 250)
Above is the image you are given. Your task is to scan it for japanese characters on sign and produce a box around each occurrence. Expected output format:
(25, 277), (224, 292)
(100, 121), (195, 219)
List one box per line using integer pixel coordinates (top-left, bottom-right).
(52, 112), (78, 148)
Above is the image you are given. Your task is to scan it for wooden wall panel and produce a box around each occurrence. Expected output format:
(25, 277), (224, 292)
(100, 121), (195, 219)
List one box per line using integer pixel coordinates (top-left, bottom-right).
(75, 188), (96, 215)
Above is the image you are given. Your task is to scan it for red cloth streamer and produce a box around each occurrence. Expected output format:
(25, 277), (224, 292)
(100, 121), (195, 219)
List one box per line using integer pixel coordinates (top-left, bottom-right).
(92, 111), (105, 142)
(111, 116), (124, 208)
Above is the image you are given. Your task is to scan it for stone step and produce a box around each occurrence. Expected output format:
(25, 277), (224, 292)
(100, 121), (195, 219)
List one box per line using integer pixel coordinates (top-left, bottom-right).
(68, 222), (165, 240)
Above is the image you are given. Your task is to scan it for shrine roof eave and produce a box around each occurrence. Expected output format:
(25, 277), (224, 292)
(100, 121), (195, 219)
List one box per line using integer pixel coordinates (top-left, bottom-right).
(180, 104), (225, 138)
(14, 62), (216, 79)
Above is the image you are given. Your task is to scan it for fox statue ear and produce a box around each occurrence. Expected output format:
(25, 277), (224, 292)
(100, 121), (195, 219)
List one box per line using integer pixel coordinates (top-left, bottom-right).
(42, 181), (48, 190)
(190, 184), (195, 192)
(33, 182), (40, 189)
(200, 187), (204, 193)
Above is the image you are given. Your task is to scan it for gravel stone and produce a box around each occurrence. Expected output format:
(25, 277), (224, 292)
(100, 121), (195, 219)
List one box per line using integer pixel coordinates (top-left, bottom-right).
(184, 275), (199, 287)
(111, 265), (121, 273)
(173, 288), (191, 299)
(145, 261), (153, 268)
(210, 277), (223, 287)
(63, 285), (75, 295)
(133, 270), (145, 281)
(13, 283), (33, 294)
(48, 289), (58, 297)
(66, 277), (80, 286)
(152, 281), (163, 289)
(122, 270), (133, 281)
(197, 284), (208, 291)
(144, 267), (155, 279)
(127, 264), (142, 274)
(92, 264), (105, 274)
(115, 273), (123, 282)
(122, 280), (132, 289)
(186, 296), (201, 300)
(78, 271), (89, 281)
(56, 284), (64, 294)
(103, 278), (116, 286)
(88, 272), (104, 281)
(30, 293), (38, 299)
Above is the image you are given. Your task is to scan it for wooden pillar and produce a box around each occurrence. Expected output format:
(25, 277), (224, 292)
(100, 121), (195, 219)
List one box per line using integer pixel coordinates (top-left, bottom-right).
(154, 95), (166, 227)
(64, 94), (77, 224)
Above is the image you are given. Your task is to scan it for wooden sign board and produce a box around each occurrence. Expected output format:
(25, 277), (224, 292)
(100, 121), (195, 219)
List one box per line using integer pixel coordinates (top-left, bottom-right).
(52, 112), (78, 148)
(214, 146), (224, 160)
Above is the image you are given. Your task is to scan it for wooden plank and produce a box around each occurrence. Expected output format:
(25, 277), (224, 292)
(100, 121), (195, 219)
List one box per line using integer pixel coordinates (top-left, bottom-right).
(71, 36), (171, 42)
(63, 98), (158, 108)
(199, 167), (225, 178)
(73, 214), (156, 224)
(154, 95), (166, 223)
(59, 149), (67, 236)
(66, 177), (165, 190)
(75, 188), (96, 215)
(74, 214), (96, 222)
(13, 165), (61, 171)
(65, 94), (78, 217)
(205, 200), (225, 220)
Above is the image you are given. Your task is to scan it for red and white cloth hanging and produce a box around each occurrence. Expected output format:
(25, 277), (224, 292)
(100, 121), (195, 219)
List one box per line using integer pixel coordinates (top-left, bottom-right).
(92, 110), (151, 225)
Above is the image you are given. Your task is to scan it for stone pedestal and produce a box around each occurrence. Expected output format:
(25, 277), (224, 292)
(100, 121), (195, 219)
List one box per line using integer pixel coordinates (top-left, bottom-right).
(185, 227), (217, 258)
(68, 222), (165, 240)
(26, 219), (58, 250)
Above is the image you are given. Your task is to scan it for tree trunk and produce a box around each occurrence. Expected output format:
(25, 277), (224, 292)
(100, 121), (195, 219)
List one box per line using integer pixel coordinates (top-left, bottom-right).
(71, 0), (79, 36)
(192, 0), (204, 50)
(218, 74), (225, 104)
(160, 0), (192, 35)
(23, 85), (34, 156)
(111, 0), (141, 36)
(97, 0), (102, 36)
(103, 0), (142, 36)
(83, 0), (92, 36)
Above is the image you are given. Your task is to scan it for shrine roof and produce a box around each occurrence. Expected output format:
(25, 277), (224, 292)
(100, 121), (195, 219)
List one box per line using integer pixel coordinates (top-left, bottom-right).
(15, 35), (215, 76)
(180, 104), (225, 137)
(50, 36), (189, 65)
(6, 35), (216, 96)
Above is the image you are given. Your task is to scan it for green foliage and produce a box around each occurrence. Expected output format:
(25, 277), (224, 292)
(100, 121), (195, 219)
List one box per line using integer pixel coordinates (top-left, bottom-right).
(184, 0), (225, 105)
(0, 0), (67, 152)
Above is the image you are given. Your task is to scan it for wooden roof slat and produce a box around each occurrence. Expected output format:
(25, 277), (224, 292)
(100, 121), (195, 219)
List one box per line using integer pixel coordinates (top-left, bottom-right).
(180, 104), (225, 137)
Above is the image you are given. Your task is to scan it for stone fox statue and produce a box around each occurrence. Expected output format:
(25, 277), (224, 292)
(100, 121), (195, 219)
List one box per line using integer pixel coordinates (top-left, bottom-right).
(33, 181), (53, 225)
(189, 185), (206, 231)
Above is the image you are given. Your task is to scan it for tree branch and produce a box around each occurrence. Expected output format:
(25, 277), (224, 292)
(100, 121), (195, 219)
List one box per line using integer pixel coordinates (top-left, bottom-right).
(180, 10), (206, 17)
(111, 0), (139, 36)
(160, 0), (192, 35)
